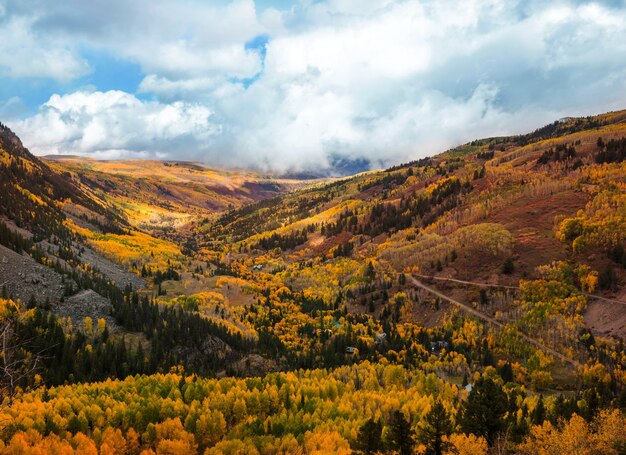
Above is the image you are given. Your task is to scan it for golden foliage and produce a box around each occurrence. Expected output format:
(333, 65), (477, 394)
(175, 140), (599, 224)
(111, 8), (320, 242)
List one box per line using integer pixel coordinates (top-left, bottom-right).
(519, 410), (626, 455)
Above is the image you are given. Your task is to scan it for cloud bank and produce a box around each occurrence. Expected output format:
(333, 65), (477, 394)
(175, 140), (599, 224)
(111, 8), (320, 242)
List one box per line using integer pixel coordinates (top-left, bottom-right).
(3, 0), (626, 173)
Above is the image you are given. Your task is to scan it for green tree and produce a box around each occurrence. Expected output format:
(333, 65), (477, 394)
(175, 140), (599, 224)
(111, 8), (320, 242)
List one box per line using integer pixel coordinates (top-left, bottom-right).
(353, 418), (382, 454)
(366, 261), (375, 281)
(459, 377), (507, 445)
(598, 264), (617, 290)
(501, 258), (515, 275)
(531, 395), (546, 425)
(386, 410), (415, 455)
(417, 400), (454, 455)
(499, 362), (513, 383)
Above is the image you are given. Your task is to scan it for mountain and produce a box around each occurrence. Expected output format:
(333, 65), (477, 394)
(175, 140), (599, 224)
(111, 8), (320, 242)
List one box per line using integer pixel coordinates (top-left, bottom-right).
(1, 111), (625, 453)
(44, 156), (314, 237)
(0, 123), (122, 239)
(0, 122), (304, 390)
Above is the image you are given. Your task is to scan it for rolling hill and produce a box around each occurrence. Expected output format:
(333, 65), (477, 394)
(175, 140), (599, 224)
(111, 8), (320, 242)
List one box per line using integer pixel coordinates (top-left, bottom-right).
(44, 156), (316, 237)
(1, 111), (626, 454)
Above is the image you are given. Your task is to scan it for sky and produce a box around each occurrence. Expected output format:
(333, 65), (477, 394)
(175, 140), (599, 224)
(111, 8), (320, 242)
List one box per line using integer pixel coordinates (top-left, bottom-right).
(1, 0), (626, 174)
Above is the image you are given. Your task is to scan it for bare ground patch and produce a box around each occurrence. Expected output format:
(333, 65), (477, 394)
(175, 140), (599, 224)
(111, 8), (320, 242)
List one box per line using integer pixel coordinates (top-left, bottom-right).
(585, 296), (626, 340)
(54, 289), (120, 333)
(0, 244), (69, 304)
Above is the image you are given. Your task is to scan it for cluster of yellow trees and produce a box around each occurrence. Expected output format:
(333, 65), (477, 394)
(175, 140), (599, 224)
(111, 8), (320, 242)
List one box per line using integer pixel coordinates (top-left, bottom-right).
(0, 363), (454, 454)
(1, 362), (625, 454)
(379, 223), (513, 272)
(557, 188), (626, 253)
(519, 410), (625, 454)
(65, 218), (184, 271)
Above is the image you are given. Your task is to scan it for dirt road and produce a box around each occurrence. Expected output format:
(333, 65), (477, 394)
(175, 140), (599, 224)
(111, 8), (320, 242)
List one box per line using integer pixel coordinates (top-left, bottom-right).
(410, 276), (580, 368)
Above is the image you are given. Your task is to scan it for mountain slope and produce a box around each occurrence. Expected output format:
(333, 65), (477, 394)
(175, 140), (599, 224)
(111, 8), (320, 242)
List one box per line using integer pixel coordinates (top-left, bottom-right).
(0, 123), (284, 387)
(45, 156), (320, 237)
(189, 108), (626, 357)
(1, 111), (626, 454)
(0, 123), (123, 242)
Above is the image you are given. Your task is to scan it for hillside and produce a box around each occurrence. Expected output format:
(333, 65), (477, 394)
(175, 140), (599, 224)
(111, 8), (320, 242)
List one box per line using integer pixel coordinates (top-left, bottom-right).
(45, 156), (314, 237)
(0, 123), (305, 389)
(1, 111), (626, 454)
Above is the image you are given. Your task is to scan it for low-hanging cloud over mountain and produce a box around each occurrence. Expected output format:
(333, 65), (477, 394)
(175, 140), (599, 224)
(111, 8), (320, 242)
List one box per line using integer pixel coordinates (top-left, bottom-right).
(3, 0), (626, 174)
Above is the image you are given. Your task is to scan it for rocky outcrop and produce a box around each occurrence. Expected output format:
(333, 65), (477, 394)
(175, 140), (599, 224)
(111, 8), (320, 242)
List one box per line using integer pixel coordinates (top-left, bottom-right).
(53, 289), (119, 332)
(0, 244), (70, 305)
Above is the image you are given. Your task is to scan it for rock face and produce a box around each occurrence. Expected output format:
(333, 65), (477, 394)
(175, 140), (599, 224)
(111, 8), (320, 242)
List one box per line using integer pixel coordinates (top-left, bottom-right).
(0, 244), (123, 334)
(53, 289), (119, 332)
(171, 334), (235, 372)
(79, 246), (145, 290)
(0, 244), (70, 304)
(230, 354), (280, 377)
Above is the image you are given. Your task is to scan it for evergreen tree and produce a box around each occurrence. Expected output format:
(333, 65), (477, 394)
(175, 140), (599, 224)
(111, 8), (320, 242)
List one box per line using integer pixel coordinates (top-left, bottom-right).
(417, 400), (454, 455)
(386, 410), (415, 455)
(598, 264), (617, 290)
(459, 376), (507, 445)
(531, 395), (546, 425)
(499, 362), (513, 383)
(366, 262), (375, 281)
(353, 418), (382, 455)
(501, 258), (515, 275)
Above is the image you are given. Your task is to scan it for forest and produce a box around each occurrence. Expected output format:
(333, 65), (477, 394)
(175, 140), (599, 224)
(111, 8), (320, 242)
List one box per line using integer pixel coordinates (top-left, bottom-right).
(1, 112), (626, 453)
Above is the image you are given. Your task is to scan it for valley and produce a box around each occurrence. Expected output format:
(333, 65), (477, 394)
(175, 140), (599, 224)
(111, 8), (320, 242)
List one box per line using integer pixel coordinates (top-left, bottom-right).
(1, 111), (626, 454)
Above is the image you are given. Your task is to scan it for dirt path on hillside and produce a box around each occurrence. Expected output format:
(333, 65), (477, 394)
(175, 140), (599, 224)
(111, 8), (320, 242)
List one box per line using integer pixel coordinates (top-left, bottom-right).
(415, 273), (626, 338)
(415, 274), (626, 307)
(410, 276), (580, 367)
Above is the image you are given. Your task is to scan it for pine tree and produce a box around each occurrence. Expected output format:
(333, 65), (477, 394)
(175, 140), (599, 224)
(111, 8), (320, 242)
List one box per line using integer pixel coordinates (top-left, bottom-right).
(353, 418), (382, 454)
(386, 410), (415, 455)
(501, 258), (514, 275)
(499, 362), (513, 383)
(532, 395), (546, 425)
(459, 376), (507, 445)
(417, 400), (454, 455)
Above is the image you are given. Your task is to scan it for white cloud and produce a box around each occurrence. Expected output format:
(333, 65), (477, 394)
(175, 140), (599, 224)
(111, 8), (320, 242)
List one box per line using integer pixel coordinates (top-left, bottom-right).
(10, 91), (220, 159)
(138, 75), (230, 102)
(0, 16), (89, 80)
(4, 0), (626, 173)
(208, 0), (626, 171)
(22, 0), (265, 80)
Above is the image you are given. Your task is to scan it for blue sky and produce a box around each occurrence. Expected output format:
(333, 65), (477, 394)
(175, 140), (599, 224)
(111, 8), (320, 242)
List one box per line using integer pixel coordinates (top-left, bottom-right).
(1, 0), (626, 172)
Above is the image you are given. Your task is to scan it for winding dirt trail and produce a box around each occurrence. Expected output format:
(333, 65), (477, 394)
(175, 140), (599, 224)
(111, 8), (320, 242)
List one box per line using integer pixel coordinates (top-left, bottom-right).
(409, 276), (581, 368)
(414, 274), (626, 307)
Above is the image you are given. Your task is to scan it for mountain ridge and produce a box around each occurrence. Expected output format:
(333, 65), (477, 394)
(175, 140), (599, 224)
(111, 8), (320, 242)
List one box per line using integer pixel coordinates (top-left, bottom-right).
(1, 109), (626, 454)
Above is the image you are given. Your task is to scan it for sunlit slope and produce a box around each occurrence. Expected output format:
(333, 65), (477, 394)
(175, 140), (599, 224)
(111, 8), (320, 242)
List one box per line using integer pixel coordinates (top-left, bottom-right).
(197, 109), (626, 339)
(46, 157), (318, 232)
(2, 112), (626, 455)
